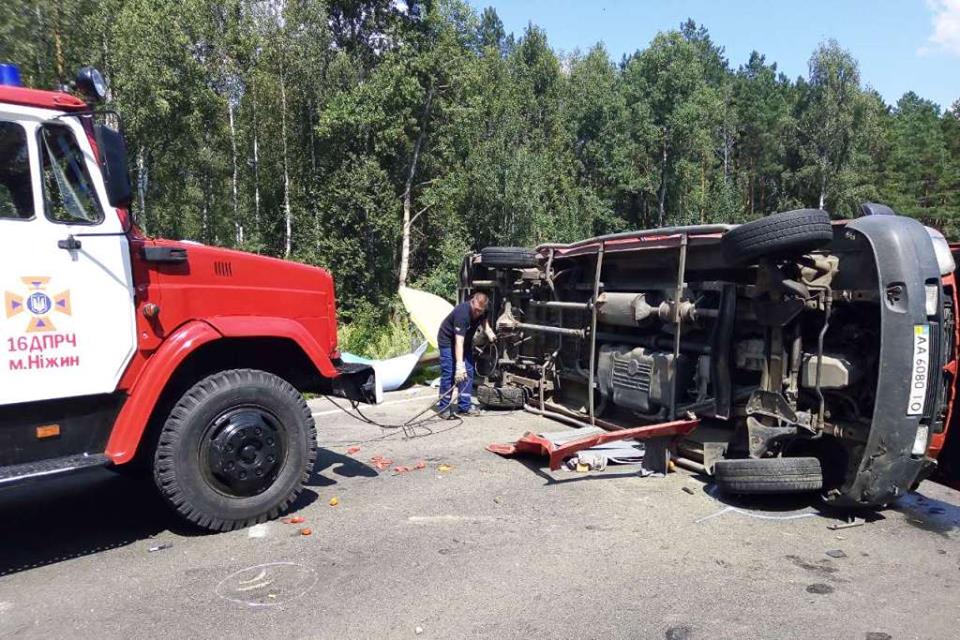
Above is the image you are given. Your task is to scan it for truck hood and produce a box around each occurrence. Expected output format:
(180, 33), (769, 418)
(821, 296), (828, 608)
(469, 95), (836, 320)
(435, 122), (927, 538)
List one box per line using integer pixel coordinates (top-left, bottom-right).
(139, 239), (337, 349)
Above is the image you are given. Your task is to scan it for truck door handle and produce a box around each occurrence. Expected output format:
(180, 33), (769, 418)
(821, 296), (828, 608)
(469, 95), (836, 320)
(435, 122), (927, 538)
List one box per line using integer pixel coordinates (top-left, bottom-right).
(57, 235), (82, 251)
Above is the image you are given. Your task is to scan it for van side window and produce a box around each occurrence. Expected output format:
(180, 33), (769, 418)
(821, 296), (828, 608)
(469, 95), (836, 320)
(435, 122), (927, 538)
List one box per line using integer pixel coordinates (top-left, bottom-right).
(39, 124), (104, 225)
(0, 122), (34, 220)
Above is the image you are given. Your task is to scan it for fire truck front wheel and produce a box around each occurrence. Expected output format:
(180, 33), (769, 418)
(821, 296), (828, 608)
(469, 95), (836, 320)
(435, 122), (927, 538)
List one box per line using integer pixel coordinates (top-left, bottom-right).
(153, 369), (318, 531)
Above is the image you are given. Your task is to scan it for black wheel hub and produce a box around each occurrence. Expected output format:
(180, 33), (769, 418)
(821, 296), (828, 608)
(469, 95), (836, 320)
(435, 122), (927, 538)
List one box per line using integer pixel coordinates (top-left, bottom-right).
(205, 408), (285, 497)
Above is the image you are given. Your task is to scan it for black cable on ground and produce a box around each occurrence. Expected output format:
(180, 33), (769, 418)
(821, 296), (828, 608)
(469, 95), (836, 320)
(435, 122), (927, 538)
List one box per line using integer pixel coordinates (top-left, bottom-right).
(322, 385), (464, 438)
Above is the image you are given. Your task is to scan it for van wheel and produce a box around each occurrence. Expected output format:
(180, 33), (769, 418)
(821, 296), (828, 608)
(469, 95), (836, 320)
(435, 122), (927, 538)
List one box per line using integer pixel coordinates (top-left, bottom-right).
(476, 384), (525, 410)
(153, 369), (317, 531)
(721, 209), (833, 264)
(480, 246), (538, 269)
(714, 457), (823, 494)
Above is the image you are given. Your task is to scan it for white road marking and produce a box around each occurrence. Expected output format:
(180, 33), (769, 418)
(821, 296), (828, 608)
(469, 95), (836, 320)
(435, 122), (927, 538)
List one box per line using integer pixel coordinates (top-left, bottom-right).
(407, 515), (496, 524)
(311, 391), (437, 417)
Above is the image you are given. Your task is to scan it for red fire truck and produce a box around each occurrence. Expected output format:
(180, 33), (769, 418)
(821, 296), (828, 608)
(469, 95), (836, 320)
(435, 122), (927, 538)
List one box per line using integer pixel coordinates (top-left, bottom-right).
(0, 65), (380, 531)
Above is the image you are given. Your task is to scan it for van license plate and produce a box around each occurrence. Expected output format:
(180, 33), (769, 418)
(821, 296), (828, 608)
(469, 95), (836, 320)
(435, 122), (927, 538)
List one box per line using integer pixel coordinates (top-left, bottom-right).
(907, 324), (930, 416)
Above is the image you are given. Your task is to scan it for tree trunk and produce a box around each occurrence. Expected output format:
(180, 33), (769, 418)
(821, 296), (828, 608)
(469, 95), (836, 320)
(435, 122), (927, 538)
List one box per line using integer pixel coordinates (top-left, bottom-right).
(818, 169), (827, 210)
(398, 84), (435, 290)
(251, 80), (261, 244)
(137, 146), (148, 232)
(228, 100), (242, 246)
(33, 3), (44, 83)
(657, 129), (669, 227)
(101, 33), (112, 103)
(309, 98), (320, 252)
(280, 68), (292, 259)
(201, 185), (209, 242)
(722, 126), (730, 180)
(700, 162), (706, 223)
(53, 3), (64, 86)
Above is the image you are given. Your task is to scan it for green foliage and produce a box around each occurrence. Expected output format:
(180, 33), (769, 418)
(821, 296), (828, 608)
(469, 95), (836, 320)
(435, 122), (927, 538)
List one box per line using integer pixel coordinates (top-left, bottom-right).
(2, 0), (958, 339)
(337, 302), (420, 360)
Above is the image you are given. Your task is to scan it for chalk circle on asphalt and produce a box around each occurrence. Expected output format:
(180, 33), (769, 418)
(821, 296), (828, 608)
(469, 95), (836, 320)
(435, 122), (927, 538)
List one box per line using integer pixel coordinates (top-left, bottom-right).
(216, 562), (318, 607)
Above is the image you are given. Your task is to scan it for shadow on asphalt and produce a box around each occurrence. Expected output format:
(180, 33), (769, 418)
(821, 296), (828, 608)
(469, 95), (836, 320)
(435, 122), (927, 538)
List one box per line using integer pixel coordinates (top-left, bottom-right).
(509, 454), (892, 523)
(0, 450), (371, 577)
(894, 491), (960, 537)
(309, 449), (379, 486)
(0, 468), (191, 576)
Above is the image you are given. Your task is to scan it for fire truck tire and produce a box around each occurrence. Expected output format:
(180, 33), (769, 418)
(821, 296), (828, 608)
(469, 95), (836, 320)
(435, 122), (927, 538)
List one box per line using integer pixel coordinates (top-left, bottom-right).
(153, 369), (317, 532)
(714, 456), (823, 494)
(720, 208), (833, 264)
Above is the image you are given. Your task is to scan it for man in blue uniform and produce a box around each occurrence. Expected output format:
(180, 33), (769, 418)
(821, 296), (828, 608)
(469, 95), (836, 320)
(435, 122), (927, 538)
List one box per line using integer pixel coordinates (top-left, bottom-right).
(437, 292), (496, 417)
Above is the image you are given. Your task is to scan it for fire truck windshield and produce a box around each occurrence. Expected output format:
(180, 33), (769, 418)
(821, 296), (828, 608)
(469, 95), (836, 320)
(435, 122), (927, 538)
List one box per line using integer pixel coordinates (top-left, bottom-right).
(0, 121), (34, 219)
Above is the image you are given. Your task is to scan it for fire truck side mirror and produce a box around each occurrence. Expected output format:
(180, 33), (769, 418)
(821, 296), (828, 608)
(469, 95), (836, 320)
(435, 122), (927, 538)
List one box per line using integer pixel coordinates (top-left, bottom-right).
(95, 124), (133, 209)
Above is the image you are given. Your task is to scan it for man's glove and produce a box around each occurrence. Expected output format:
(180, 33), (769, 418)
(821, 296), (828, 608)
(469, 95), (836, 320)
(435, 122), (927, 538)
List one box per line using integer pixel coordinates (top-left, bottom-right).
(454, 362), (467, 383)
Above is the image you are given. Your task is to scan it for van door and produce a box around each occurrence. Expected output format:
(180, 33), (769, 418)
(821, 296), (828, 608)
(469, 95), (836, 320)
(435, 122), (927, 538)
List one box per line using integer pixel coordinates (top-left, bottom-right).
(0, 115), (136, 405)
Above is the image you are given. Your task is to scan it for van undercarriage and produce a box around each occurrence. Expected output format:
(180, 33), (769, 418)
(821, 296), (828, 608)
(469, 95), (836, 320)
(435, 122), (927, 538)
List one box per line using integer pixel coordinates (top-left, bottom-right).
(464, 210), (956, 507)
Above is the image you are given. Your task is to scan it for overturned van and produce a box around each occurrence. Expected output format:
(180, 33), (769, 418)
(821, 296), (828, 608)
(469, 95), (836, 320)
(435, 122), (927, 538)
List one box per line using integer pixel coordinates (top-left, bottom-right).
(463, 206), (960, 507)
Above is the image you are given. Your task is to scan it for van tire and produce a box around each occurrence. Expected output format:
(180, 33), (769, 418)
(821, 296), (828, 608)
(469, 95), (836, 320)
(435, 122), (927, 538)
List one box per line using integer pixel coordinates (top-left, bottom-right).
(721, 209), (833, 264)
(480, 247), (538, 269)
(153, 369), (317, 532)
(714, 456), (823, 494)
(476, 384), (525, 410)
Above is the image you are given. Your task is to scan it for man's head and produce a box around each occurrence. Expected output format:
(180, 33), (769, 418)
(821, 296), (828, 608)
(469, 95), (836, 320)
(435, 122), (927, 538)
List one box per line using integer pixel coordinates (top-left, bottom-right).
(469, 292), (489, 319)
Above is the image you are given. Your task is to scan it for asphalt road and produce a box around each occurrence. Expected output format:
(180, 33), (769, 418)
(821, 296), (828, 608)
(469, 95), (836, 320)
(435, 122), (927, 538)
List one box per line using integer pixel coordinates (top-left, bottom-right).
(0, 386), (958, 640)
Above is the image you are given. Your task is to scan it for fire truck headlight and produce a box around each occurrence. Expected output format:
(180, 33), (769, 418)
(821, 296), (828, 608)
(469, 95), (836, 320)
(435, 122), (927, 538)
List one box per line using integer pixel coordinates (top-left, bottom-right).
(76, 66), (107, 103)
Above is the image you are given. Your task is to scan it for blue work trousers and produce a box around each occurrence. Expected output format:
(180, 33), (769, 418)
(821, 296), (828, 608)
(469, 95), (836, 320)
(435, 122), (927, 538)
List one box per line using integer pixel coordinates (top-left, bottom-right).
(438, 346), (474, 413)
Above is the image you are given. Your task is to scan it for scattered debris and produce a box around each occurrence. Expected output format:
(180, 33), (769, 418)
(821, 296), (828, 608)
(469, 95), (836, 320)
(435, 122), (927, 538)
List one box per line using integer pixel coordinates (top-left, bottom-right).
(437, 464), (452, 473)
(489, 420), (696, 471)
(299, 528), (312, 536)
(493, 496), (503, 504)
(415, 626), (424, 635)
(665, 625), (693, 640)
(346, 446), (361, 455)
(283, 516), (306, 525)
(393, 465), (412, 474)
(329, 497), (340, 507)
(682, 486), (696, 495)
(148, 543), (172, 553)
(806, 583), (834, 595)
(371, 455), (394, 471)
(248, 523), (270, 539)
(825, 549), (847, 559)
(414, 460), (426, 470)
(828, 517), (865, 530)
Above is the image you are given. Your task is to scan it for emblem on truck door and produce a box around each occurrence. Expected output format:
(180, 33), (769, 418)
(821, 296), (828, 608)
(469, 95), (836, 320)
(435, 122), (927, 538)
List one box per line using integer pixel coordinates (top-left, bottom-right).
(4, 276), (72, 333)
